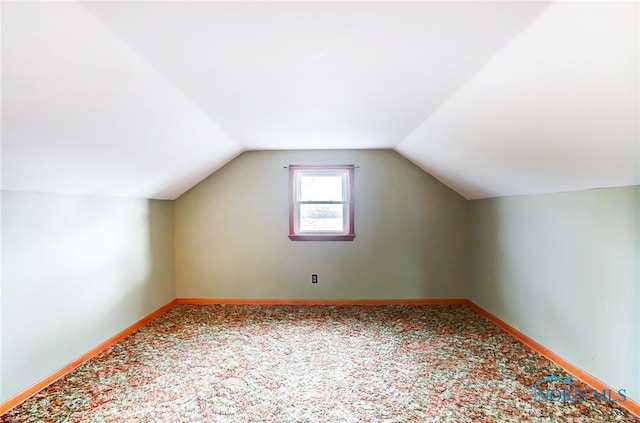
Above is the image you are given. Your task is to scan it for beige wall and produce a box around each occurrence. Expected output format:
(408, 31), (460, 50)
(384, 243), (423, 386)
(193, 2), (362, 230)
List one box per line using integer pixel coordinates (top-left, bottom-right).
(4, 152), (637, 407)
(1, 191), (175, 402)
(175, 150), (468, 299)
(468, 186), (639, 402)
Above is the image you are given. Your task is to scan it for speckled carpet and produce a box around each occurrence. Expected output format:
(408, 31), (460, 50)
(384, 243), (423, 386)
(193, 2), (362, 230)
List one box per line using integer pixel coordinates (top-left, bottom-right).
(2, 304), (638, 422)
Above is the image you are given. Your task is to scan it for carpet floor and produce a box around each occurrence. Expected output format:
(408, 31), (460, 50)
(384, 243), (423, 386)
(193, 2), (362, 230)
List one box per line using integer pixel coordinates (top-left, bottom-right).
(1, 304), (638, 422)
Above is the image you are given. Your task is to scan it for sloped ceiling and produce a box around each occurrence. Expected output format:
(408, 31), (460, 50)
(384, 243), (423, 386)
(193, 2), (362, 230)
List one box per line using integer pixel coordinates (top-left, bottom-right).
(1, 1), (638, 200)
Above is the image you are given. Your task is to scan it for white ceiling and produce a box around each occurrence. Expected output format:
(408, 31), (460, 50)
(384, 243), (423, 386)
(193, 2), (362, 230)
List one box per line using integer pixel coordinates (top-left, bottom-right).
(2, 1), (638, 200)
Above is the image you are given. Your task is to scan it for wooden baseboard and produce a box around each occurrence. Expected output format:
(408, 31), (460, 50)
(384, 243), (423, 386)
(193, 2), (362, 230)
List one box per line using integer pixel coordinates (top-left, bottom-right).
(465, 300), (640, 417)
(0, 300), (177, 415)
(4, 298), (637, 418)
(175, 297), (468, 305)
(1, 297), (462, 414)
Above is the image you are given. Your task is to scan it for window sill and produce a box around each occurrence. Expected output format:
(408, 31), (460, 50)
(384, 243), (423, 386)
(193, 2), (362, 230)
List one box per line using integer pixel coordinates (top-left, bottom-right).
(289, 234), (355, 241)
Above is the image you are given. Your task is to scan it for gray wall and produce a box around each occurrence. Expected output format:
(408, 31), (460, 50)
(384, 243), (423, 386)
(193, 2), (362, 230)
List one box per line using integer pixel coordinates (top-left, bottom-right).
(175, 150), (468, 299)
(4, 152), (637, 406)
(1, 191), (175, 402)
(468, 186), (639, 402)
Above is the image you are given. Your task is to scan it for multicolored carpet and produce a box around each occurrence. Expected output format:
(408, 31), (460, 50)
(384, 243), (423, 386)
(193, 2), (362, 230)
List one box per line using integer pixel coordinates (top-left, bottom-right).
(2, 304), (638, 422)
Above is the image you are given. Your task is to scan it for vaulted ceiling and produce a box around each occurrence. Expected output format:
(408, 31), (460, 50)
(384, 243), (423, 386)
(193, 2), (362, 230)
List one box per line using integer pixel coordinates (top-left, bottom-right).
(2, 1), (638, 200)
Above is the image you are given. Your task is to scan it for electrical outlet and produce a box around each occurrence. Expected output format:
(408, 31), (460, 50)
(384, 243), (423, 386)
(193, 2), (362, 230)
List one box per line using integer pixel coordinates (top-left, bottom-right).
(312, 274), (318, 283)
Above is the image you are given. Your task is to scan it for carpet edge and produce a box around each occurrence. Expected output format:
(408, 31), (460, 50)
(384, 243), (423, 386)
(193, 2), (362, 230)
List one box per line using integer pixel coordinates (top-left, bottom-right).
(465, 299), (640, 418)
(0, 299), (178, 415)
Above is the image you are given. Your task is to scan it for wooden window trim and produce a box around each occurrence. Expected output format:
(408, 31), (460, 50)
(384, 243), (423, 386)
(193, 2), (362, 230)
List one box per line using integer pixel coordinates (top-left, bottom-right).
(288, 165), (355, 241)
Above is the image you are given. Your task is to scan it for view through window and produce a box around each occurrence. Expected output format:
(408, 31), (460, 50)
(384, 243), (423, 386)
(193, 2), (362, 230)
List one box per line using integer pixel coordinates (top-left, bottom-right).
(289, 165), (355, 241)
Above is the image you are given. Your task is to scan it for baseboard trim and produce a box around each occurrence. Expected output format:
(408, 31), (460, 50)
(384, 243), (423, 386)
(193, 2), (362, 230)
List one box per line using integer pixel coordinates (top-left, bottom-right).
(175, 297), (468, 305)
(0, 300), (177, 415)
(465, 300), (640, 417)
(3, 298), (637, 418)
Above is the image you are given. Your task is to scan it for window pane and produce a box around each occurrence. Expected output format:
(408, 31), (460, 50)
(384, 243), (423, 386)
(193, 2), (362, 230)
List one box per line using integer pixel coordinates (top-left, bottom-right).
(299, 204), (344, 232)
(299, 174), (343, 201)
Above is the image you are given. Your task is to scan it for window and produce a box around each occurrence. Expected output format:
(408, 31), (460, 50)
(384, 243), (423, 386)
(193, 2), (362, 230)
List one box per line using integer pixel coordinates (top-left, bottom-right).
(289, 165), (355, 241)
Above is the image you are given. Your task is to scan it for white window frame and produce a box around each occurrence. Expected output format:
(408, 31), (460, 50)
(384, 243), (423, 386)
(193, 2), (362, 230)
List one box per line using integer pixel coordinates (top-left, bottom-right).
(288, 165), (355, 241)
